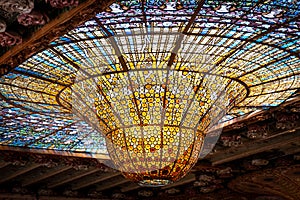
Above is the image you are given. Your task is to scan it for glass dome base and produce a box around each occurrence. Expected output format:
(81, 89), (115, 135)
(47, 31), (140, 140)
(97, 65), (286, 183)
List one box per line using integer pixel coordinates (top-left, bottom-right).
(138, 179), (173, 187)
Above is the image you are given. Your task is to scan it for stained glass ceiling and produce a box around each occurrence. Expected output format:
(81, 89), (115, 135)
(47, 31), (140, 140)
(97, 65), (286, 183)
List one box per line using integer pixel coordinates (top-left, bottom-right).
(0, 0), (299, 157)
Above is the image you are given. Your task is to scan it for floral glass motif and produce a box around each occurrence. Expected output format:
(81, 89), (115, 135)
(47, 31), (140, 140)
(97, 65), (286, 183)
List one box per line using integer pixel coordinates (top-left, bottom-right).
(93, 68), (247, 185)
(0, 0), (299, 186)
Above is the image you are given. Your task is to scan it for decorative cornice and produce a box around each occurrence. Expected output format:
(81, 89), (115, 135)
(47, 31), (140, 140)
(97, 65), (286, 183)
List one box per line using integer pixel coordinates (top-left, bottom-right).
(0, 0), (114, 68)
(17, 10), (49, 26)
(228, 164), (300, 200)
(45, 0), (79, 8)
(0, 145), (110, 159)
(0, 19), (6, 32)
(0, 149), (111, 170)
(0, 31), (22, 47)
(0, 0), (34, 14)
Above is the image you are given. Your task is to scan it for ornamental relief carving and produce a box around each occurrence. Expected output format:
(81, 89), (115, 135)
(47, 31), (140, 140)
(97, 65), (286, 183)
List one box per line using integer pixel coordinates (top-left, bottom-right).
(0, 19), (7, 32)
(0, 150), (111, 170)
(0, 0), (115, 67)
(17, 10), (49, 26)
(45, 0), (79, 8)
(0, 31), (22, 46)
(0, 0), (34, 14)
(228, 165), (300, 200)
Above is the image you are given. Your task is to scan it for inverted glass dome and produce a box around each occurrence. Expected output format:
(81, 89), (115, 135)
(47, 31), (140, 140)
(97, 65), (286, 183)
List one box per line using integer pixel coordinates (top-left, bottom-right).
(0, 0), (299, 185)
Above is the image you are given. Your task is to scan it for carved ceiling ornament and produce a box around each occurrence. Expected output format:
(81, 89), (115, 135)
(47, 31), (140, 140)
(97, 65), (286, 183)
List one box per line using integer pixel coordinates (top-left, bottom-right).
(0, 0), (34, 14)
(0, 19), (7, 32)
(45, 0), (79, 8)
(0, 150), (110, 170)
(228, 165), (300, 200)
(17, 10), (49, 26)
(247, 124), (268, 139)
(275, 113), (299, 130)
(0, 31), (22, 46)
(0, 0), (115, 67)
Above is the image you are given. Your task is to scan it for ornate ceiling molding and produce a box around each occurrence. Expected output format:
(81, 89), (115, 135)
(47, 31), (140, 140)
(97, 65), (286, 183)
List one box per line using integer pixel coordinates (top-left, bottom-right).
(0, 0), (114, 68)
(228, 164), (300, 200)
(0, 149), (110, 170)
(17, 10), (50, 27)
(0, 0), (34, 14)
(45, 0), (79, 8)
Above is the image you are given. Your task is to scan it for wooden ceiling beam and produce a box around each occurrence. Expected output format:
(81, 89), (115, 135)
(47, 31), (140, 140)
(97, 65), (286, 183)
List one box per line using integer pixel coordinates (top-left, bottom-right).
(162, 174), (196, 190)
(0, 163), (41, 184)
(279, 144), (300, 156)
(209, 128), (300, 166)
(0, 193), (111, 200)
(22, 166), (73, 187)
(120, 183), (140, 193)
(0, 193), (36, 200)
(0, 160), (10, 169)
(95, 178), (129, 192)
(48, 168), (100, 189)
(71, 172), (121, 190)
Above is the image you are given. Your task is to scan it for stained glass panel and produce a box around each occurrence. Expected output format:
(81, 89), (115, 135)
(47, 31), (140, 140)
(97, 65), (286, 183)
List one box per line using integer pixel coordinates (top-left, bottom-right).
(0, 0), (299, 155)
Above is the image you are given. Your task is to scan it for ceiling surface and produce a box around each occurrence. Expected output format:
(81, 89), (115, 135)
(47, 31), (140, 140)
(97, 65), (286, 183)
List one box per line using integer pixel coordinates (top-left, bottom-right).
(0, 100), (299, 199)
(0, 0), (299, 199)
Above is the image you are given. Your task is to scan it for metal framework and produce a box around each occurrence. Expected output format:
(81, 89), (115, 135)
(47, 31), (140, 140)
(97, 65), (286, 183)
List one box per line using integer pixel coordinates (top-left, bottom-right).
(0, 0), (299, 157)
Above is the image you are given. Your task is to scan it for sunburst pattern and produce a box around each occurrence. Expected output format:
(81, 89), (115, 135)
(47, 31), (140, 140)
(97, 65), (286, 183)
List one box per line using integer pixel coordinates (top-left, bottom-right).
(0, 0), (299, 185)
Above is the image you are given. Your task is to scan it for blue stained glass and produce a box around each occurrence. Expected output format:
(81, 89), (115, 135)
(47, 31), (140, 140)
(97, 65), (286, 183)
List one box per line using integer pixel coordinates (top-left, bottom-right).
(14, 67), (51, 79)
(60, 36), (72, 42)
(0, 0), (299, 157)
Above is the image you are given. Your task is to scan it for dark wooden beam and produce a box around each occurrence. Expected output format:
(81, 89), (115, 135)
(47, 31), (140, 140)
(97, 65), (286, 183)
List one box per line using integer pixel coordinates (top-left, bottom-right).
(48, 168), (100, 189)
(0, 160), (10, 169)
(0, 193), (111, 200)
(277, 142), (300, 156)
(95, 177), (129, 192)
(71, 172), (121, 190)
(209, 128), (300, 166)
(22, 166), (73, 187)
(0, 193), (36, 200)
(120, 183), (140, 193)
(162, 173), (196, 190)
(0, 163), (41, 184)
